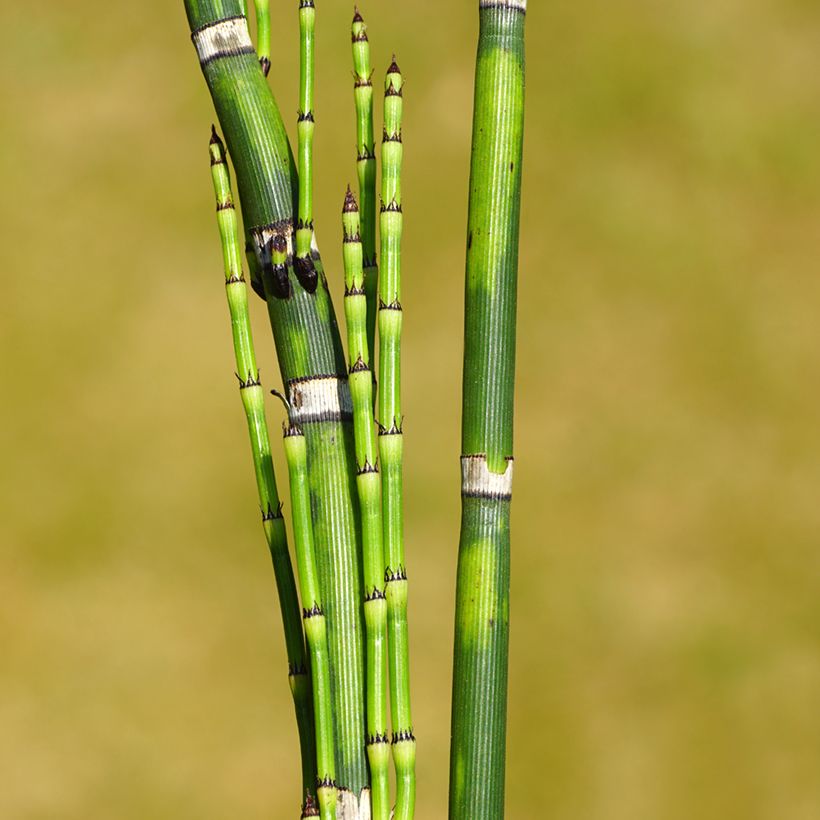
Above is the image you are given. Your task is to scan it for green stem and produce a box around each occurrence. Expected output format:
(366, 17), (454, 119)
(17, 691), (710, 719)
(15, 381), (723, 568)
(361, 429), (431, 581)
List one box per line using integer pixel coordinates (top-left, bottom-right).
(208, 129), (316, 811)
(342, 190), (390, 820)
(351, 8), (378, 364)
(295, 0), (316, 280)
(253, 0), (271, 76)
(449, 3), (525, 818)
(283, 423), (338, 820)
(185, 1), (368, 797)
(378, 59), (415, 820)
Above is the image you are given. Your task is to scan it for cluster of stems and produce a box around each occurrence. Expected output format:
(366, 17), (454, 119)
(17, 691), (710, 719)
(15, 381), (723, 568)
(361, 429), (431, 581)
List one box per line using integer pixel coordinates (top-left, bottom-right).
(190, 1), (525, 818)
(188, 2), (420, 818)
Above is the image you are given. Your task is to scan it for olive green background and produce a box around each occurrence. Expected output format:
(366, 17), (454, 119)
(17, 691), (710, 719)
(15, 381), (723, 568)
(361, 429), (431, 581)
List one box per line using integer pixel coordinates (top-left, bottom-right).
(2, 1), (819, 818)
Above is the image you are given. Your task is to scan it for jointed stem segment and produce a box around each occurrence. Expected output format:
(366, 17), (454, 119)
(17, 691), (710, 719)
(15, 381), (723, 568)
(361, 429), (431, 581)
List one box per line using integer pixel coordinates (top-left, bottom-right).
(208, 129), (317, 811)
(295, 0), (317, 293)
(283, 424), (338, 820)
(253, 0), (271, 76)
(351, 9), (378, 364)
(377, 60), (416, 820)
(342, 190), (390, 820)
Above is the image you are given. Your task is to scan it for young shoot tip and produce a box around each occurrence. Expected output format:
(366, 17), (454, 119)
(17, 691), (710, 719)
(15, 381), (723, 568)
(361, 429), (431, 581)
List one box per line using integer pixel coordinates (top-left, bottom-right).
(344, 186), (359, 212)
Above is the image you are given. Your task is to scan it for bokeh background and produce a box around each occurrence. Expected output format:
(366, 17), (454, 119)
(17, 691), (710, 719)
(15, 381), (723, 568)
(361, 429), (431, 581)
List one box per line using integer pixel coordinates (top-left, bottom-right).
(2, 1), (819, 817)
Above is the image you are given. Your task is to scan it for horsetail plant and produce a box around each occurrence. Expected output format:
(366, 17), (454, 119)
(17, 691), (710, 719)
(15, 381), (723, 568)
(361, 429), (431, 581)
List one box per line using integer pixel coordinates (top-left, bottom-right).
(207, 128), (316, 810)
(342, 189), (389, 820)
(185, 0), (369, 807)
(281, 415), (338, 820)
(449, 2), (526, 818)
(351, 9), (378, 362)
(188, 1), (527, 818)
(378, 59), (416, 820)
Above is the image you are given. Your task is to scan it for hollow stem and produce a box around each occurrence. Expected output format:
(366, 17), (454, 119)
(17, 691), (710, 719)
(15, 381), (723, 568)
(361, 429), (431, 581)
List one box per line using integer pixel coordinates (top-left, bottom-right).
(378, 59), (415, 820)
(449, 3), (526, 819)
(351, 8), (378, 363)
(208, 128), (316, 811)
(342, 189), (390, 820)
(283, 422), (338, 820)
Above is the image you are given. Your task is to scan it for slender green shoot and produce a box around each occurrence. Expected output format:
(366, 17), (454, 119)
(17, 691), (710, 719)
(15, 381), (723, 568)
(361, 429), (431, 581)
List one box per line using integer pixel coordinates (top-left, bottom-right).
(253, 0), (272, 76)
(342, 189), (390, 820)
(281, 416), (338, 820)
(449, 2), (526, 818)
(378, 59), (415, 820)
(295, 0), (318, 293)
(351, 8), (378, 362)
(208, 128), (316, 812)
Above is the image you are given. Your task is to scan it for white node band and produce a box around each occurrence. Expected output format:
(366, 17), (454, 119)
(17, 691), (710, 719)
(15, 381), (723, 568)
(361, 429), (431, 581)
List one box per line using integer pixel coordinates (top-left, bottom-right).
(288, 376), (353, 425)
(461, 455), (514, 500)
(192, 17), (255, 66)
(479, 0), (527, 11)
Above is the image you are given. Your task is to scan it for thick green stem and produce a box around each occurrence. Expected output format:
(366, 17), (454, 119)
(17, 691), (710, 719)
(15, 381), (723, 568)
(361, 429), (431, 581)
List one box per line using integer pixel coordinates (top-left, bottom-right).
(342, 190), (390, 820)
(378, 60), (415, 820)
(448, 3), (525, 819)
(208, 130), (316, 810)
(185, 1), (368, 796)
(283, 425), (338, 820)
(351, 9), (378, 363)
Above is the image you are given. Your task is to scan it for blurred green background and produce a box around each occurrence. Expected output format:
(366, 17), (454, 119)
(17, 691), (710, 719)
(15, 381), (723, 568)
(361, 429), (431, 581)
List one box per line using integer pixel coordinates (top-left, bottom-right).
(2, 1), (819, 817)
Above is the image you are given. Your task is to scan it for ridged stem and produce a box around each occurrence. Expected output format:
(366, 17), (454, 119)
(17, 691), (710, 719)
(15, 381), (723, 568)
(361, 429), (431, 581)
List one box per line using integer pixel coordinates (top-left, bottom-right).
(185, 0), (368, 796)
(283, 425), (338, 820)
(351, 8), (378, 362)
(449, 3), (526, 819)
(342, 190), (390, 820)
(208, 129), (316, 811)
(378, 60), (415, 820)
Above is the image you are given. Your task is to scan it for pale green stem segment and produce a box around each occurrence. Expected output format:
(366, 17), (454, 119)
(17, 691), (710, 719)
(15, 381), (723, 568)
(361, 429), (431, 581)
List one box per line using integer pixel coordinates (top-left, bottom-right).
(342, 189), (390, 820)
(283, 427), (338, 820)
(449, 3), (525, 819)
(296, 0), (316, 265)
(377, 60), (415, 820)
(351, 9), (378, 363)
(208, 129), (317, 812)
(253, 0), (271, 75)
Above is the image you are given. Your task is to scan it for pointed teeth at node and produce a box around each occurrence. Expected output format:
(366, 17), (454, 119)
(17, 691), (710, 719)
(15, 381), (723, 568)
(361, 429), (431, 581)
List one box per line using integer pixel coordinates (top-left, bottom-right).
(271, 234), (287, 255)
(388, 55), (400, 75)
(209, 124), (220, 145)
(353, 6), (364, 23)
(344, 186), (359, 212)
